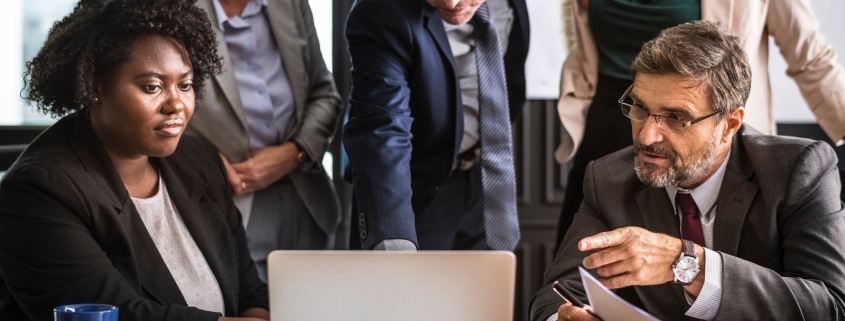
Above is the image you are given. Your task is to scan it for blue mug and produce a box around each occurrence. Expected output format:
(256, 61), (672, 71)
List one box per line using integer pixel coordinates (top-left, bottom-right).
(54, 304), (119, 321)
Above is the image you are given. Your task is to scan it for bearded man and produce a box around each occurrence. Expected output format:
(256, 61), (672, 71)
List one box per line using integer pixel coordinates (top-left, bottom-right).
(530, 21), (845, 321)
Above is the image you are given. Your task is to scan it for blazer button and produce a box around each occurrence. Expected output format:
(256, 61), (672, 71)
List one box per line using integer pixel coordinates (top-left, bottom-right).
(428, 185), (439, 196)
(358, 212), (367, 240)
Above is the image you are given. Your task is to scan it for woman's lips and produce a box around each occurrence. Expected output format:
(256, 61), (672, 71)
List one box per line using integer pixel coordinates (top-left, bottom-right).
(155, 119), (184, 137)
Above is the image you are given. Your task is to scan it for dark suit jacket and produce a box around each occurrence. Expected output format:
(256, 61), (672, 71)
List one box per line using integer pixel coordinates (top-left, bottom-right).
(531, 126), (845, 321)
(0, 112), (268, 321)
(343, 0), (529, 250)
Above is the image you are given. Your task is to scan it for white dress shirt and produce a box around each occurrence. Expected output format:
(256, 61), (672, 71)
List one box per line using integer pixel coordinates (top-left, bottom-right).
(443, 0), (514, 153)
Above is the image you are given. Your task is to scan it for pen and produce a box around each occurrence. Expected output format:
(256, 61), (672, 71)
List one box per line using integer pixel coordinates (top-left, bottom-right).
(553, 281), (601, 319)
(552, 281), (586, 308)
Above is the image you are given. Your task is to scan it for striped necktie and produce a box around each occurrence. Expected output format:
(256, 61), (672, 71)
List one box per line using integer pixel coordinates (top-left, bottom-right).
(472, 3), (519, 251)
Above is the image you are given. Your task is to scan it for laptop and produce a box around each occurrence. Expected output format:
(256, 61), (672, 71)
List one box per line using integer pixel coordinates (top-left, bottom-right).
(267, 251), (516, 321)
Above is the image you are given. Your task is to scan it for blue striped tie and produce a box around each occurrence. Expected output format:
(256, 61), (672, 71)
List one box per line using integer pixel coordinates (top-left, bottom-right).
(472, 3), (519, 251)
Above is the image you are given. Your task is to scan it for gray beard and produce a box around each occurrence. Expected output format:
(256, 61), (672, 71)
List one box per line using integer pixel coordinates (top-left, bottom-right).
(634, 131), (720, 188)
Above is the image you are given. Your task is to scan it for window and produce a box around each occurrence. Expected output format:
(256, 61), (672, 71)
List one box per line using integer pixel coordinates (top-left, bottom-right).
(311, 0), (332, 73)
(0, 0), (333, 126)
(0, 0), (76, 125)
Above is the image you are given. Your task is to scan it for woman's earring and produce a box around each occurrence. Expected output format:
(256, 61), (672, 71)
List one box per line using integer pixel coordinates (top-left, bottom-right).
(93, 97), (99, 102)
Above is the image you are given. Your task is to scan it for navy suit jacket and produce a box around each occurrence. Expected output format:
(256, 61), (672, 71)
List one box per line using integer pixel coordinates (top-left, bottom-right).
(344, 0), (529, 250)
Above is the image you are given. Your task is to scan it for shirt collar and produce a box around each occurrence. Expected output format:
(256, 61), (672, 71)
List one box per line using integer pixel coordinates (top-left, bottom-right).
(212, 0), (268, 30)
(666, 150), (731, 217)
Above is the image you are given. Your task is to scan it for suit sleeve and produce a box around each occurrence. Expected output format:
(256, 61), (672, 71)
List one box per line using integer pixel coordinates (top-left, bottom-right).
(767, 0), (845, 145)
(714, 141), (845, 320)
(290, 0), (343, 163)
(343, 0), (418, 249)
(0, 166), (220, 321)
(529, 160), (610, 321)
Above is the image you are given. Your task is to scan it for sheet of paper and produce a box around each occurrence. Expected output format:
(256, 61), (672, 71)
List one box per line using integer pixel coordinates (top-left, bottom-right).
(579, 267), (660, 321)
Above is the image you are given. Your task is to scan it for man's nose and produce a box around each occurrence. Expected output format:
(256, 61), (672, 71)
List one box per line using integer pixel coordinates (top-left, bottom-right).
(636, 116), (664, 146)
(440, 0), (461, 8)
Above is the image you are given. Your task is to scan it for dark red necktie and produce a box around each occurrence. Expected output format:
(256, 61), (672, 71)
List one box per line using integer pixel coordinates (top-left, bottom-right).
(676, 192), (705, 247)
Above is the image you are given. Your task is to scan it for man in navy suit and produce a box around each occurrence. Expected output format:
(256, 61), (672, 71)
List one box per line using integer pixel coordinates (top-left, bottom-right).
(344, 0), (529, 250)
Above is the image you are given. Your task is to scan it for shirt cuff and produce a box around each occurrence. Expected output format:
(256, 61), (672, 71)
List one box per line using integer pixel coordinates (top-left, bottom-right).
(685, 247), (723, 320)
(545, 313), (559, 321)
(372, 239), (417, 251)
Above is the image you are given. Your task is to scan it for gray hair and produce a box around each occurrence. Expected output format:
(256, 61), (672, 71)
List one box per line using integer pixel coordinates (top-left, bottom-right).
(631, 20), (751, 119)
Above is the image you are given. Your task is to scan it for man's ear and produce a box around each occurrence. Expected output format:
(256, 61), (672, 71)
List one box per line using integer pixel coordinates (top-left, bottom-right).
(722, 107), (744, 143)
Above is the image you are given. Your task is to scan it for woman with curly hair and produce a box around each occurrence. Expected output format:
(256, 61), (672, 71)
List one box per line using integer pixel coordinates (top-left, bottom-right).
(0, 0), (270, 320)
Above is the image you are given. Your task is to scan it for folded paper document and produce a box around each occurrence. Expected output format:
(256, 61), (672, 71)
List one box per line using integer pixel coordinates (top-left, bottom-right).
(579, 267), (660, 321)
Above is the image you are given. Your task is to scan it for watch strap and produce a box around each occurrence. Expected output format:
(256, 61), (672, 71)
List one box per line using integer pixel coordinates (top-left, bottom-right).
(682, 239), (696, 259)
(673, 239), (699, 285)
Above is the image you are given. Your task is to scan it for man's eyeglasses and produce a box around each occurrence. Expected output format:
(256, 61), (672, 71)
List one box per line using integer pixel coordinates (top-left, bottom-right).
(618, 85), (723, 134)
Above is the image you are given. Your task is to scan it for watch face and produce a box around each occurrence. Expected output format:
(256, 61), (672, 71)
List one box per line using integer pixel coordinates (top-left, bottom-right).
(673, 257), (699, 284)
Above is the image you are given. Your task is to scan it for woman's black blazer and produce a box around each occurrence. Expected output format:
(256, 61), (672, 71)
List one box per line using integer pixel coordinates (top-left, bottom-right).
(0, 111), (268, 320)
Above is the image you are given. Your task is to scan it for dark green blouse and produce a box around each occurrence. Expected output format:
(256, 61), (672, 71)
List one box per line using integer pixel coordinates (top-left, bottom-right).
(589, 0), (701, 80)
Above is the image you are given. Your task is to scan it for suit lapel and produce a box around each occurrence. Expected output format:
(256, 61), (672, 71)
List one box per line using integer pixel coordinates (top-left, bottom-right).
(199, 0), (249, 131)
(266, 0), (307, 128)
(157, 156), (239, 315)
(422, 5), (457, 84)
(635, 186), (688, 307)
(421, 3), (463, 162)
(712, 134), (758, 256)
(636, 187), (680, 239)
(67, 113), (131, 212)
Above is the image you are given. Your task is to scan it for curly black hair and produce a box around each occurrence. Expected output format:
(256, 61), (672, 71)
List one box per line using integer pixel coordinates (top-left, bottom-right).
(24, 0), (223, 118)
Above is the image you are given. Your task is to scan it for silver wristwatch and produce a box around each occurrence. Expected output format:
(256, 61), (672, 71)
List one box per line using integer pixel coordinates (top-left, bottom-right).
(672, 239), (700, 285)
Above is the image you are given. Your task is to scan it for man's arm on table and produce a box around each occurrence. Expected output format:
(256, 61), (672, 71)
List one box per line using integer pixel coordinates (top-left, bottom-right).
(529, 157), (721, 321)
(533, 141), (845, 321)
(543, 246), (723, 321)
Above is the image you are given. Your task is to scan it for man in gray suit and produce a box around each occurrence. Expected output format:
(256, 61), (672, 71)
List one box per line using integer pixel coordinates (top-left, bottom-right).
(532, 21), (845, 321)
(188, 0), (342, 280)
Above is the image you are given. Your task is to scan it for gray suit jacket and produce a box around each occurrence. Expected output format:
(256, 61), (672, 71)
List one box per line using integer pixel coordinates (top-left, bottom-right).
(188, 0), (342, 241)
(531, 126), (845, 321)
